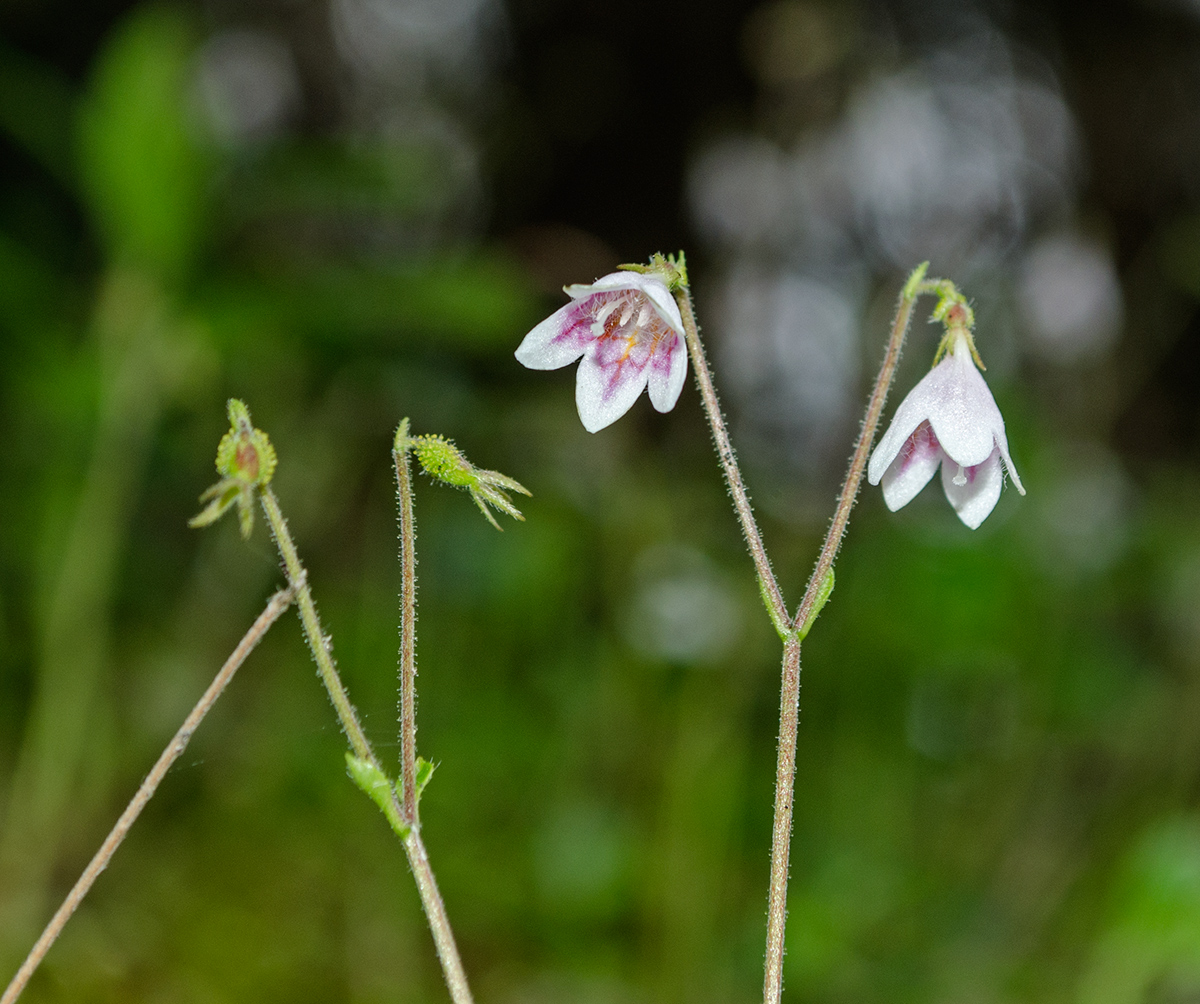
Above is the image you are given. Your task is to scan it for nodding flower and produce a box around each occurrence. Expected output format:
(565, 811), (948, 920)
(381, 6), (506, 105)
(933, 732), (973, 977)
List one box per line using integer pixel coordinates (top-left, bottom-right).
(868, 311), (1024, 529)
(515, 271), (688, 432)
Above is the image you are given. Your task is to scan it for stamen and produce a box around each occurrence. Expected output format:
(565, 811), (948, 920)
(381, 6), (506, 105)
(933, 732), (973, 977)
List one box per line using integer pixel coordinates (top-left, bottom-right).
(595, 299), (620, 324)
(636, 304), (651, 328)
(619, 298), (636, 327)
(952, 465), (967, 487)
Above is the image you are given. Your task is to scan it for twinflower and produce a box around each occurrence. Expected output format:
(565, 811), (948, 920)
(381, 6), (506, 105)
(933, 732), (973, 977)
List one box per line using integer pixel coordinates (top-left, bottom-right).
(515, 270), (688, 432)
(868, 305), (1025, 529)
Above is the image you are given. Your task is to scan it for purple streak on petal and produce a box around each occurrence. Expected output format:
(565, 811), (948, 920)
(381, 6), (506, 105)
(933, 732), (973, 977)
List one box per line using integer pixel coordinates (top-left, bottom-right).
(880, 421), (943, 511)
(567, 272), (685, 334)
(647, 331), (687, 413)
(575, 337), (652, 432)
(940, 447), (1003, 528)
(869, 368), (938, 485)
(515, 299), (596, 371)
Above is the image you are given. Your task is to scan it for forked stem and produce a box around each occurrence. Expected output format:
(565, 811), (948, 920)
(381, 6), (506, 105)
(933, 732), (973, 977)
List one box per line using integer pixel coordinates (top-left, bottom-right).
(673, 261), (929, 1004)
(1, 588), (295, 1004)
(761, 265), (930, 1004)
(258, 485), (474, 1004)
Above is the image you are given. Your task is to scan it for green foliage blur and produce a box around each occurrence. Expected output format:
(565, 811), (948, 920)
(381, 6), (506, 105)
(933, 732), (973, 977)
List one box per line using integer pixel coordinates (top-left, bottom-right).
(3, 2), (1200, 1004)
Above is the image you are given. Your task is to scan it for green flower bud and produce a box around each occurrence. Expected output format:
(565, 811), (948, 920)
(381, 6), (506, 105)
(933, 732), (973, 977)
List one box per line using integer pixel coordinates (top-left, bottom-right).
(395, 425), (531, 531)
(189, 399), (276, 538)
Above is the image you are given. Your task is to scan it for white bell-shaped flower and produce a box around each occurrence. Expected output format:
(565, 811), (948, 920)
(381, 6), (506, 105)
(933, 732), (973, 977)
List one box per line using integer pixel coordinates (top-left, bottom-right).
(868, 325), (1024, 528)
(515, 271), (688, 433)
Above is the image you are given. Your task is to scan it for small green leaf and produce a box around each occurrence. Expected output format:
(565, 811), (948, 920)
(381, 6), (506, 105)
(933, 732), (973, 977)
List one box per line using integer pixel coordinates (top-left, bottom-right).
(345, 754), (392, 813)
(759, 577), (790, 640)
(415, 757), (436, 801)
(345, 753), (410, 838)
(798, 567), (835, 641)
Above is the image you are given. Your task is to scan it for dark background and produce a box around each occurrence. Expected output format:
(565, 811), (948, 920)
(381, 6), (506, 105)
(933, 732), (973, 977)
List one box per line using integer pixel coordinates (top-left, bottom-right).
(3, 1), (1200, 1002)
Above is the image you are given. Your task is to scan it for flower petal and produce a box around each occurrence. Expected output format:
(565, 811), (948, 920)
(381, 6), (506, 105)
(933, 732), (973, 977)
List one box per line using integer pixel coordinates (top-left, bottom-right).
(566, 271), (685, 335)
(575, 342), (652, 433)
(515, 301), (594, 371)
(925, 349), (1005, 468)
(880, 421), (943, 511)
(869, 372), (937, 485)
(940, 447), (1003, 529)
(994, 427), (1026, 496)
(647, 331), (687, 413)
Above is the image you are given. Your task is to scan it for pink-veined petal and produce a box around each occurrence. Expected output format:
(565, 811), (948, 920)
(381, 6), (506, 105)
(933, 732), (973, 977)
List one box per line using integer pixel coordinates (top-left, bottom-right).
(575, 341), (652, 433)
(879, 421), (943, 511)
(869, 375), (936, 485)
(566, 272), (685, 335)
(940, 447), (1003, 529)
(515, 300), (594, 371)
(925, 348), (1005, 468)
(647, 331), (687, 413)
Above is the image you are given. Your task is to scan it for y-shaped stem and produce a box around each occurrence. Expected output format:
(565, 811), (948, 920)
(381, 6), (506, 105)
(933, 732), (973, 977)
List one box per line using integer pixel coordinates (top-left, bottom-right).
(258, 486), (473, 1004)
(761, 265), (929, 1004)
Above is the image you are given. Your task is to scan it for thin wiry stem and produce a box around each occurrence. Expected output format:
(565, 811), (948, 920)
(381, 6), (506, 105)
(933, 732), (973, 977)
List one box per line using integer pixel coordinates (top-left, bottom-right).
(402, 829), (473, 1004)
(762, 268), (928, 1004)
(789, 275), (925, 633)
(260, 487), (376, 763)
(761, 633), (801, 1004)
(674, 285), (790, 636)
(394, 423), (418, 827)
(1, 587), (295, 1004)
(259, 484), (474, 1004)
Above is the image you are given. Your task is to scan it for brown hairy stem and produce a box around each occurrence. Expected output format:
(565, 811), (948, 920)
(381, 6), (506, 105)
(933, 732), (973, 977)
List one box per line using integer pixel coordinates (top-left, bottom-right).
(761, 272), (927, 1004)
(672, 261), (927, 1004)
(1, 587), (295, 1004)
(394, 425), (419, 827)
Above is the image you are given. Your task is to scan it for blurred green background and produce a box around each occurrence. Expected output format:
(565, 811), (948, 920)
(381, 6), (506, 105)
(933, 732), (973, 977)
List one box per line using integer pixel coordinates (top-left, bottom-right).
(3, 0), (1200, 1001)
